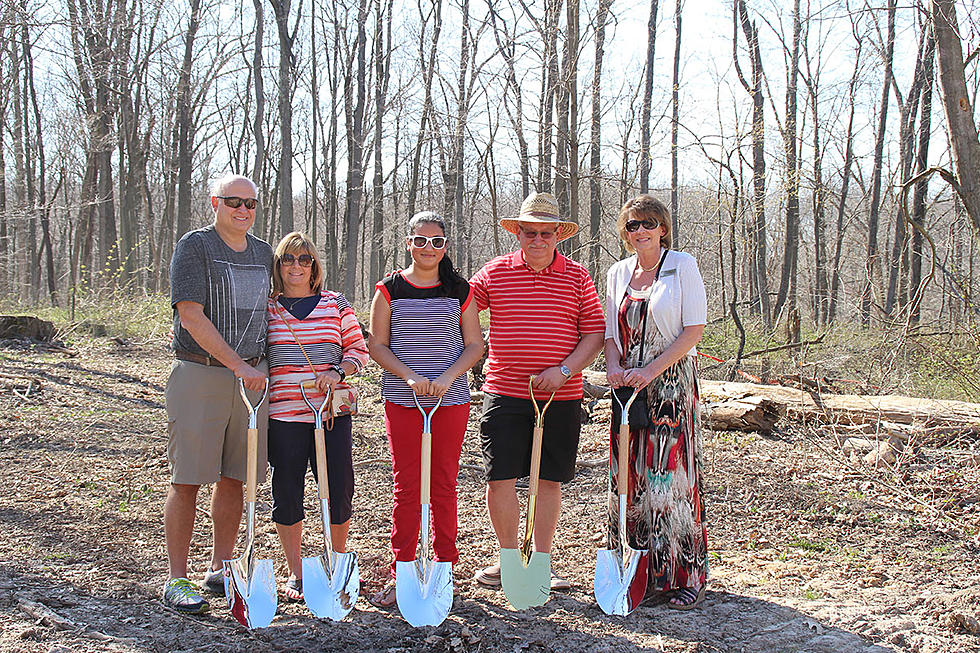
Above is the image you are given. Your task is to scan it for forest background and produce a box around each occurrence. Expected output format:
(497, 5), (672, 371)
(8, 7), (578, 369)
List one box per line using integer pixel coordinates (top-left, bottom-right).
(1, 0), (980, 397)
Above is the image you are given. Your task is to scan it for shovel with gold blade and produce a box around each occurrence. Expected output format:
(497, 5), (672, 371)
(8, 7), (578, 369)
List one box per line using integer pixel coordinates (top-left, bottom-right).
(500, 376), (554, 611)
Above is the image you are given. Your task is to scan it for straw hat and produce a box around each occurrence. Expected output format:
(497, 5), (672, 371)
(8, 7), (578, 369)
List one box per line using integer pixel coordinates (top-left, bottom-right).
(499, 191), (579, 242)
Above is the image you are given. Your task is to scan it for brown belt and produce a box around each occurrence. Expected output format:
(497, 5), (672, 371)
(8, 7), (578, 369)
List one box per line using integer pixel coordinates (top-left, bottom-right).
(174, 350), (262, 368)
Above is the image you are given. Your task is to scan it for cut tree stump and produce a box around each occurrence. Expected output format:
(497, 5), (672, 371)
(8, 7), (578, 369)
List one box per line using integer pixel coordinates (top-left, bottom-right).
(0, 315), (55, 341)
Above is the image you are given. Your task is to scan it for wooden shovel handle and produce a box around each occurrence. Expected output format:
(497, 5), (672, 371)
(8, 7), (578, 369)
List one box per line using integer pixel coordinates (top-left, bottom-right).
(420, 429), (432, 505)
(313, 427), (330, 503)
(529, 425), (544, 497)
(246, 427), (258, 503)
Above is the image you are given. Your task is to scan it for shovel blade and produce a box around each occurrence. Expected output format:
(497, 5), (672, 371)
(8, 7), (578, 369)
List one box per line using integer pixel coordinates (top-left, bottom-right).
(223, 557), (277, 629)
(500, 548), (550, 610)
(394, 559), (453, 627)
(302, 551), (359, 621)
(594, 547), (648, 616)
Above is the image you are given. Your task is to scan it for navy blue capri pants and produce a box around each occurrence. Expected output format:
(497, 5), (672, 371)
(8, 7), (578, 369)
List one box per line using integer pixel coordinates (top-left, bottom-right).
(267, 416), (354, 526)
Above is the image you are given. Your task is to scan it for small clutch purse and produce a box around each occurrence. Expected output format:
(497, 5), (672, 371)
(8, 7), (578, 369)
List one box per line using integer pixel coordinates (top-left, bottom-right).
(330, 386), (358, 416)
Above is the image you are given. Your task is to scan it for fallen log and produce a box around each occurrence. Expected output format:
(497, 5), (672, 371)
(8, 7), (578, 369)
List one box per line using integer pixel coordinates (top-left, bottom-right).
(580, 369), (980, 435)
(699, 380), (980, 433)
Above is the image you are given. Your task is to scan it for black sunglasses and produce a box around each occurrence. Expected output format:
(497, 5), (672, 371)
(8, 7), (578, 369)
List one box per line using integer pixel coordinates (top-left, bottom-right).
(279, 253), (314, 267)
(217, 196), (258, 210)
(408, 235), (447, 249)
(625, 219), (659, 233)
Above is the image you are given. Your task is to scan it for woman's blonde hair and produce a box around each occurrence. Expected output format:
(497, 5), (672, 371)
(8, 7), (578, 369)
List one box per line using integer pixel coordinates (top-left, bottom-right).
(616, 194), (671, 252)
(272, 231), (324, 296)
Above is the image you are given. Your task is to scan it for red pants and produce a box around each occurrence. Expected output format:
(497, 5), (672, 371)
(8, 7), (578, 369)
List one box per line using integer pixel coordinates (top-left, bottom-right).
(384, 401), (469, 572)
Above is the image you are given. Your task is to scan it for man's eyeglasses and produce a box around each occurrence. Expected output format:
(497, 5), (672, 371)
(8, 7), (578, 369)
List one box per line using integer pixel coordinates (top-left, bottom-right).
(217, 196), (258, 210)
(408, 235), (447, 249)
(519, 228), (556, 240)
(279, 253), (314, 267)
(625, 219), (660, 233)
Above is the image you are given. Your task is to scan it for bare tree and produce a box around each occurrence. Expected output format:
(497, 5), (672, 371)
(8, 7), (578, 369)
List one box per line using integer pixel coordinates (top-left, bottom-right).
(669, 0), (682, 239)
(271, 0), (298, 237)
(860, 0), (895, 325)
(639, 0), (659, 193)
(733, 0), (771, 327)
(588, 0), (610, 280)
(931, 0), (980, 231)
(772, 0), (801, 323)
(342, 0), (369, 300)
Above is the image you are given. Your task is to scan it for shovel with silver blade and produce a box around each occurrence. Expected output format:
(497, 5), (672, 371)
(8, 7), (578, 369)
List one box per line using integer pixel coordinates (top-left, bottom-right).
(594, 386), (649, 616)
(500, 377), (554, 611)
(299, 381), (359, 620)
(395, 392), (453, 627)
(223, 378), (277, 629)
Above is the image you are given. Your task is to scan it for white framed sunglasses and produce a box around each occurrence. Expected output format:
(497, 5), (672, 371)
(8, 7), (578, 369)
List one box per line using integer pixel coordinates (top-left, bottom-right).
(407, 235), (447, 249)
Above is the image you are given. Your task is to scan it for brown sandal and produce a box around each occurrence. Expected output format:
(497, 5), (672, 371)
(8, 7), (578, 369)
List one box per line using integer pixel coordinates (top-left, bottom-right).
(368, 581), (396, 608)
(667, 584), (705, 610)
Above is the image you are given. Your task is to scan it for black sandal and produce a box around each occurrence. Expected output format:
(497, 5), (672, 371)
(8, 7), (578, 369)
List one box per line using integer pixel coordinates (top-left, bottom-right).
(284, 577), (303, 602)
(667, 584), (705, 610)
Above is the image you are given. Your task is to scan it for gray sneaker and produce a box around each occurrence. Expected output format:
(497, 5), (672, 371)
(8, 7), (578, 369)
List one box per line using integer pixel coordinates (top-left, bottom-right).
(163, 578), (210, 614)
(203, 568), (225, 596)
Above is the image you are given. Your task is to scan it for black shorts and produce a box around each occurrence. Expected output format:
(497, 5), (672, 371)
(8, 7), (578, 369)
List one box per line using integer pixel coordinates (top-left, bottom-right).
(268, 416), (354, 526)
(479, 393), (581, 483)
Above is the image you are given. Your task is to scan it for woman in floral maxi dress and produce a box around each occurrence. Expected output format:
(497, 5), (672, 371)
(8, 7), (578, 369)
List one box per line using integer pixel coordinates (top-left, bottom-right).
(603, 194), (708, 610)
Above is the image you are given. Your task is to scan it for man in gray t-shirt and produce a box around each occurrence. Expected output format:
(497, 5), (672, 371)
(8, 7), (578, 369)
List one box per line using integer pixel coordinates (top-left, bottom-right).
(162, 174), (273, 614)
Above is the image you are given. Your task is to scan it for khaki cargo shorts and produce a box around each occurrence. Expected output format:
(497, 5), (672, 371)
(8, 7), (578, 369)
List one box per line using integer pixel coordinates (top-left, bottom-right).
(165, 359), (269, 485)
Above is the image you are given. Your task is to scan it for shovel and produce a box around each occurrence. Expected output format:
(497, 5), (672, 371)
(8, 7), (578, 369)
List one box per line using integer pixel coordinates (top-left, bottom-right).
(395, 392), (453, 627)
(223, 377), (277, 629)
(299, 380), (359, 621)
(594, 386), (649, 616)
(500, 376), (554, 611)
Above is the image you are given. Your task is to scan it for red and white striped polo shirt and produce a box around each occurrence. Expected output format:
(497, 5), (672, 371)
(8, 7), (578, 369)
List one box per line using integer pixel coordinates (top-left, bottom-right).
(470, 250), (604, 401)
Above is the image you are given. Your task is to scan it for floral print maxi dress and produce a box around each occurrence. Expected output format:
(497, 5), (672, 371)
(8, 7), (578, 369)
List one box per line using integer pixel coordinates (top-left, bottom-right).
(608, 290), (708, 601)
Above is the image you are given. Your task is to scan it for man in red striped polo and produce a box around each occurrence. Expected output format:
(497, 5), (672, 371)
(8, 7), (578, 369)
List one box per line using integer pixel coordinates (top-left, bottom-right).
(470, 191), (605, 593)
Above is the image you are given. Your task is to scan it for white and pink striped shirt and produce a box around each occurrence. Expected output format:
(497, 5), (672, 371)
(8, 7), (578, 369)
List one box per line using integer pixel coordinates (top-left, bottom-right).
(266, 291), (369, 422)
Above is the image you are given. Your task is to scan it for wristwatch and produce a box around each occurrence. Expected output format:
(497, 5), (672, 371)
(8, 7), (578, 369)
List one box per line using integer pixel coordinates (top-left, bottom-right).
(330, 364), (346, 382)
(559, 364), (572, 378)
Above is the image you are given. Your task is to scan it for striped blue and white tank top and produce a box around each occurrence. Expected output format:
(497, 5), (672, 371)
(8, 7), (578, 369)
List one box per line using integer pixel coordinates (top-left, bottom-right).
(376, 272), (473, 407)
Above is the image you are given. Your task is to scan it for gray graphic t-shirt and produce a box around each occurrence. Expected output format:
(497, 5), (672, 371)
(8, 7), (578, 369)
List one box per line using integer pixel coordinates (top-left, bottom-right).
(170, 225), (273, 360)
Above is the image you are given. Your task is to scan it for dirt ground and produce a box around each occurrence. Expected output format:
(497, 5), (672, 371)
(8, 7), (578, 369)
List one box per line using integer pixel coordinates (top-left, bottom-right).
(1, 335), (979, 652)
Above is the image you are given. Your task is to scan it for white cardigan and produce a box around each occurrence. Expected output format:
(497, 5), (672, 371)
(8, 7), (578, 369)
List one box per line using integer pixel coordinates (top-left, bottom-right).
(604, 250), (707, 358)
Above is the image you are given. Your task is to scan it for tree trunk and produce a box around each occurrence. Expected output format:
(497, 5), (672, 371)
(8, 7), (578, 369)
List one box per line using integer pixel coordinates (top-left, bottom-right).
(828, 37), (862, 324)
(931, 0), (980, 230)
(175, 0), (201, 242)
(252, 0), (267, 236)
(734, 0), (770, 327)
(406, 0), (442, 222)
(488, 3), (529, 197)
(343, 0), (369, 300)
(910, 26), (935, 325)
(370, 0), (392, 284)
(669, 0), (681, 239)
(588, 0), (610, 280)
(860, 0), (895, 325)
(272, 0), (295, 237)
(772, 0), (801, 323)
(639, 0), (659, 193)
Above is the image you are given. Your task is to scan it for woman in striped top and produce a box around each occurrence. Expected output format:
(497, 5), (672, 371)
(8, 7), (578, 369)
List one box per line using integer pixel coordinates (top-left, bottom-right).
(266, 231), (369, 601)
(367, 212), (484, 607)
